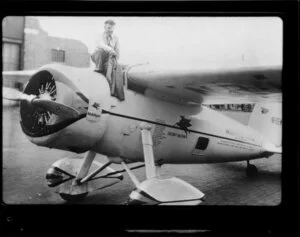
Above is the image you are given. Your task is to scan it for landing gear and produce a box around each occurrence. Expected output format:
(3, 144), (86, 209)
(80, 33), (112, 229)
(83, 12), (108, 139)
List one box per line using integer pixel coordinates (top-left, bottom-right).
(46, 153), (124, 203)
(246, 160), (258, 177)
(123, 122), (205, 205)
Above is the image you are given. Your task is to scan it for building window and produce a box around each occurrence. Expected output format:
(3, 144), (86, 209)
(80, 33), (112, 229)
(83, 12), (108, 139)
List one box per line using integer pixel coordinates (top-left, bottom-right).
(195, 137), (209, 150)
(51, 49), (65, 62)
(2, 42), (21, 71)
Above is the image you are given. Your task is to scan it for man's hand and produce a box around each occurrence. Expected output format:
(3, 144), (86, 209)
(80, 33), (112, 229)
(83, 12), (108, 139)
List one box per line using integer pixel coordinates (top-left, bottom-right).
(109, 49), (118, 57)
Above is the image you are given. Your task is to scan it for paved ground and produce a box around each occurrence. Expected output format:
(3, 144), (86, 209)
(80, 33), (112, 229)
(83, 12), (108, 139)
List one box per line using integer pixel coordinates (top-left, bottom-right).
(2, 106), (281, 205)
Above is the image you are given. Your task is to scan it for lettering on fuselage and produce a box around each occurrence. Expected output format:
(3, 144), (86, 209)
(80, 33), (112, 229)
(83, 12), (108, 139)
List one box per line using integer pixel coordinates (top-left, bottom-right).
(226, 129), (255, 142)
(87, 99), (102, 122)
(217, 139), (255, 151)
(191, 149), (204, 156)
(168, 131), (187, 139)
(271, 117), (282, 126)
(226, 129), (237, 136)
(87, 112), (101, 118)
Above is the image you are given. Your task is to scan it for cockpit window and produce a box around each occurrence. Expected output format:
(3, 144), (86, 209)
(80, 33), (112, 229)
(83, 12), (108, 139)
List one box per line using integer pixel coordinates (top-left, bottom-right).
(195, 137), (209, 150)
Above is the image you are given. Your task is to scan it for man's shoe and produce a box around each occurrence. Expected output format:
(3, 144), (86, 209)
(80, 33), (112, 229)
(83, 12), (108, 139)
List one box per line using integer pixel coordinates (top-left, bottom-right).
(94, 69), (103, 74)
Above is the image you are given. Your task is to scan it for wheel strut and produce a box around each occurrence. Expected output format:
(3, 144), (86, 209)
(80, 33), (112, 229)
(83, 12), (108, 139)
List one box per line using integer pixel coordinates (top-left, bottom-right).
(246, 160), (258, 177)
(75, 150), (96, 183)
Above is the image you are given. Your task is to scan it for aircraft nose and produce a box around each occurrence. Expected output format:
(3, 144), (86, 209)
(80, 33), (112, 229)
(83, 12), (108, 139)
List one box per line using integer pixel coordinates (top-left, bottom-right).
(20, 65), (112, 146)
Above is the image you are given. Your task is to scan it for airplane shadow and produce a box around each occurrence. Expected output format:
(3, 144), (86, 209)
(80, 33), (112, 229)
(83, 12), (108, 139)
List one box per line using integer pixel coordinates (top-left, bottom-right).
(84, 192), (129, 205)
(212, 162), (281, 181)
(61, 186), (130, 205)
(60, 162), (281, 205)
(195, 163), (282, 205)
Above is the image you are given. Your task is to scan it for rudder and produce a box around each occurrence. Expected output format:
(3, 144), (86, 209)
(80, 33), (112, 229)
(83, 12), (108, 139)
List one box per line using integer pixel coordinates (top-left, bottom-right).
(248, 103), (282, 147)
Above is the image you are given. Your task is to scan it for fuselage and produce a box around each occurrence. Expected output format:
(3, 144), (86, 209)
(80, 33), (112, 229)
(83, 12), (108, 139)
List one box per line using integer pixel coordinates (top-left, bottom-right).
(93, 88), (268, 164)
(19, 65), (272, 164)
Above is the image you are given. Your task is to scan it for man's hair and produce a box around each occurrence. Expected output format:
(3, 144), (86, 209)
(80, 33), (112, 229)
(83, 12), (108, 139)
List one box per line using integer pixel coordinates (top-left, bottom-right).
(104, 19), (116, 26)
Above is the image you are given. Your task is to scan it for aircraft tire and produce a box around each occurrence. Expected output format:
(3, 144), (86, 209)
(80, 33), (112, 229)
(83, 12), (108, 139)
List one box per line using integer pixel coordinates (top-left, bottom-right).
(246, 164), (258, 177)
(59, 193), (88, 202)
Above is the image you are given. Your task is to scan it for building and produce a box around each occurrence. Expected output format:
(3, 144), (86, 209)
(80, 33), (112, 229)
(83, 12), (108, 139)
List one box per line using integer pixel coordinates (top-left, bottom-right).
(23, 17), (90, 70)
(2, 16), (90, 88)
(2, 16), (25, 71)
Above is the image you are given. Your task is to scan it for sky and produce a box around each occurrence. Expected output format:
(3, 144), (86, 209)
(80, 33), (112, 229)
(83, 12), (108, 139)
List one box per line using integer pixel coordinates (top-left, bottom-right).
(36, 16), (283, 69)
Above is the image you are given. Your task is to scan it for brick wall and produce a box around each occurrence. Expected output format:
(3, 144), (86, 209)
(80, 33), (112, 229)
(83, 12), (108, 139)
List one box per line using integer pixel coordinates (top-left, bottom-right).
(23, 17), (90, 70)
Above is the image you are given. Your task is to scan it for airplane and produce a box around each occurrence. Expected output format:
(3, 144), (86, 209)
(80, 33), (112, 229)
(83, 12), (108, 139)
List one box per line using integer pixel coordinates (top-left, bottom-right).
(2, 61), (282, 205)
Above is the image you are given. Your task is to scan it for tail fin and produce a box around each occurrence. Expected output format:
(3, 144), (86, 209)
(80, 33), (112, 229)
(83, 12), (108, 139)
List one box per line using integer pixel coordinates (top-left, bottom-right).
(248, 103), (282, 148)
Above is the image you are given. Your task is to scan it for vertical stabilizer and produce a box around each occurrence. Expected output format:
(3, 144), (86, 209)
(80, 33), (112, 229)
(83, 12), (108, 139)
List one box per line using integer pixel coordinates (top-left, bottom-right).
(248, 103), (282, 147)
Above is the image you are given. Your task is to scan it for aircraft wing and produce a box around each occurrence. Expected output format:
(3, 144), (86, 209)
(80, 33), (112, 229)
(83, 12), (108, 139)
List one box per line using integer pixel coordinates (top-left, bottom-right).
(126, 64), (282, 105)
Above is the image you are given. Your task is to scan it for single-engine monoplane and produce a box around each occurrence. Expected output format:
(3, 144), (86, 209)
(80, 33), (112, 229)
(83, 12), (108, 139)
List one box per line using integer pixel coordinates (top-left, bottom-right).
(3, 61), (281, 205)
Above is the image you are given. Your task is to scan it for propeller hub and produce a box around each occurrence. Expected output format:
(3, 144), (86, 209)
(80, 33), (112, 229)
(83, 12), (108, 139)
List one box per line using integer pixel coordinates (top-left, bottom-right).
(38, 91), (53, 101)
(20, 70), (57, 135)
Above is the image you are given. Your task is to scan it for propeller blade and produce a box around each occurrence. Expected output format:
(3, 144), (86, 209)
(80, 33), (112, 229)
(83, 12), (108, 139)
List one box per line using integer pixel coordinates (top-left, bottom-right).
(3, 87), (80, 119)
(3, 87), (36, 102)
(31, 99), (80, 119)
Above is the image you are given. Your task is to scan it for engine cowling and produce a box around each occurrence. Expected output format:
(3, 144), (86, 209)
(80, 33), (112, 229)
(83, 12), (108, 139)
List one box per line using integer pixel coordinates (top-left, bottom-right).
(20, 64), (111, 153)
